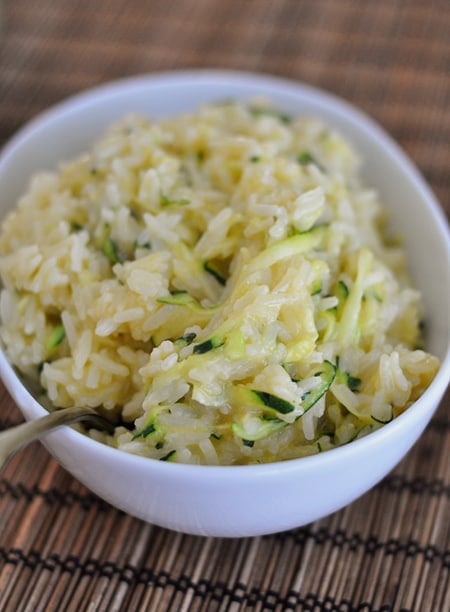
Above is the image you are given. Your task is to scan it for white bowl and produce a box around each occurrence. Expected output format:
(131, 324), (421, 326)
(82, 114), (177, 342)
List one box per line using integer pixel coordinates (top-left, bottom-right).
(0, 70), (449, 537)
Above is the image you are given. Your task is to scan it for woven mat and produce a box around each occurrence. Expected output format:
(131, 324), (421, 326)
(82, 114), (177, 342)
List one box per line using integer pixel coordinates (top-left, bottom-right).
(0, 1), (449, 610)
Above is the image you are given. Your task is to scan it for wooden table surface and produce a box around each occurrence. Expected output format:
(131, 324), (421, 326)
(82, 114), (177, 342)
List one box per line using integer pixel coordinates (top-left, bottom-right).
(0, 1), (449, 610)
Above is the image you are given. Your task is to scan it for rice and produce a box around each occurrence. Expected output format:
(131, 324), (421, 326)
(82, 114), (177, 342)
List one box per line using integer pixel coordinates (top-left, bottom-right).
(0, 100), (440, 464)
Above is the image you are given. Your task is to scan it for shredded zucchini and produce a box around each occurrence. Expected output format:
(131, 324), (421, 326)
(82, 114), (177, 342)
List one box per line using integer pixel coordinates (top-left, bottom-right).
(45, 324), (66, 352)
(0, 99), (439, 465)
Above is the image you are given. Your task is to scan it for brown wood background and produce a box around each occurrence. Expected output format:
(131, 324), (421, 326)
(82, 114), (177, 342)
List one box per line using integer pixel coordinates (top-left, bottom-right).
(0, 1), (449, 610)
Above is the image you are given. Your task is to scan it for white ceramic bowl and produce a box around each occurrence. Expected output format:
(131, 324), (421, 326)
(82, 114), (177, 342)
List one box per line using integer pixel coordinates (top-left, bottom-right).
(0, 70), (449, 537)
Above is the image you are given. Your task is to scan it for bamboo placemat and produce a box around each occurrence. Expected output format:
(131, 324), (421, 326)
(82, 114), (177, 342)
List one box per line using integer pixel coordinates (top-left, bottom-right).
(0, 1), (449, 610)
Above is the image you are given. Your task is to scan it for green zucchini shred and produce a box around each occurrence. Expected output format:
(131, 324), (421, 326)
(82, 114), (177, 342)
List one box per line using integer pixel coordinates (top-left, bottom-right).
(366, 289), (383, 303)
(336, 249), (373, 346)
(248, 105), (291, 124)
(45, 324), (66, 351)
(251, 390), (295, 414)
(157, 291), (195, 306)
(157, 291), (218, 315)
(160, 449), (176, 461)
(244, 226), (325, 276)
(232, 361), (336, 444)
(337, 280), (349, 300)
(193, 337), (224, 354)
(297, 150), (325, 171)
(297, 151), (316, 165)
(311, 282), (323, 296)
(134, 239), (151, 250)
(203, 261), (227, 286)
(371, 410), (393, 425)
(335, 358), (362, 392)
(347, 375), (362, 393)
(100, 224), (123, 265)
(174, 332), (197, 346)
(232, 417), (286, 443)
(301, 360), (336, 413)
(132, 422), (156, 440)
(160, 192), (190, 207)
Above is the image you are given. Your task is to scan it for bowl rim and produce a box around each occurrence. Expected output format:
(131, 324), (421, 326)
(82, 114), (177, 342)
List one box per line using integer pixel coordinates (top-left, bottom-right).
(0, 68), (449, 476)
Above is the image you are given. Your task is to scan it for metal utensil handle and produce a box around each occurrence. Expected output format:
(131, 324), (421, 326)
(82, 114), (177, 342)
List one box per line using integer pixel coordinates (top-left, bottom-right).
(0, 406), (113, 469)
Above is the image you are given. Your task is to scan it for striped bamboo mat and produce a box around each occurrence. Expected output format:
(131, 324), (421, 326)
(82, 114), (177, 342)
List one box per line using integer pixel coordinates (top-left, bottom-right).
(0, 1), (449, 610)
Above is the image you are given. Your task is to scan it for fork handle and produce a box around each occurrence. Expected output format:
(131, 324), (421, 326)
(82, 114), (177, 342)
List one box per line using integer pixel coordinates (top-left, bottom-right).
(0, 406), (112, 469)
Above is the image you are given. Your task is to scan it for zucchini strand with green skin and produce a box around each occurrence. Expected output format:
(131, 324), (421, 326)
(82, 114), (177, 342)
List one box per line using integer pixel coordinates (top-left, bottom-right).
(157, 291), (220, 315)
(45, 324), (65, 351)
(132, 422), (155, 439)
(336, 249), (373, 346)
(232, 360), (336, 442)
(251, 390), (295, 414)
(248, 106), (291, 124)
(301, 360), (336, 412)
(160, 192), (190, 207)
(347, 375), (362, 392)
(335, 356), (362, 392)
(311, 282), (322, 296)
(371, 408), (393, 425)
(134, 239), (151, 250)
(174, 332), (197, 346)
(193, 336), (224, 354)
(297, 151), (325, 171)
(337, 280), (349, 300)
(132, 406), (167, 440)
(101, 236), (121, 264)
(243, 226), (325, 277)
(160, 449), (176, 461)
(157, 291), (197, 307)
(297, 151), (316, 165)
(232, 418), (286, 443)
(203, 261), (227, 286)
(101, 224), (122, 264)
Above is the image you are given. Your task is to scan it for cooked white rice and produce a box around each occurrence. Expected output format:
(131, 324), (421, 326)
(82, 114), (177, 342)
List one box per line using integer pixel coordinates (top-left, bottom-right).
(0, 100), (439, 464)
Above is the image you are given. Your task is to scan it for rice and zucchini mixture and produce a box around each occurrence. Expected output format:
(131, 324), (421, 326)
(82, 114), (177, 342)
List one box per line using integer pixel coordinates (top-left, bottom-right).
(0, 100), (439, 464)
